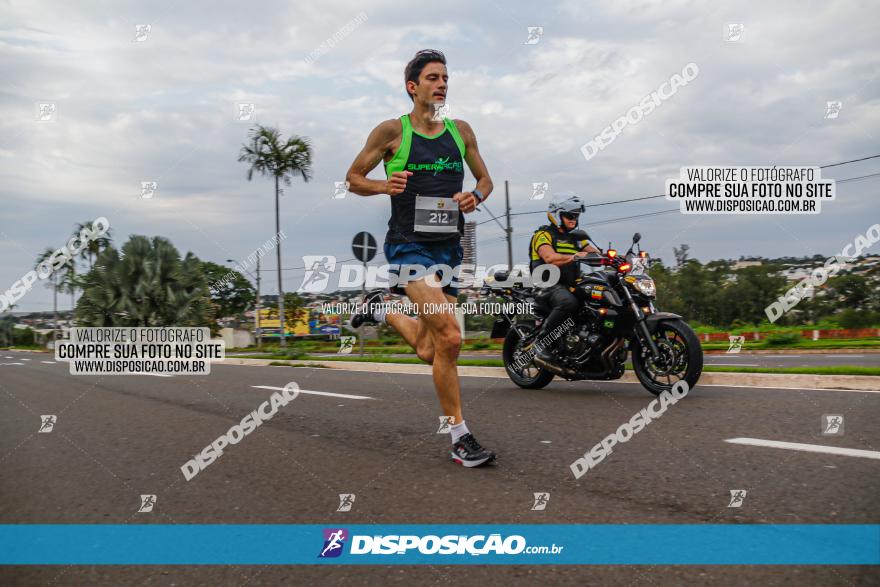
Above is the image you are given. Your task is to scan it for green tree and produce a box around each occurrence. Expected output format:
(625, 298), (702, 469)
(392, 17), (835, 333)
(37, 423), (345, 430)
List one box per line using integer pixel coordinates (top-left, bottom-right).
(721, 265), (787, 327)
(75, 236), (215, 329)
(673, 244), (690, 268)
(837, 309), (878, 329)
(201, 261), (256, 322)
(238, 125), (313, 347)
(648, 261), (685, 317)
(675, 260), (715, 325)
(0, 316), (15, 347)
(0, 316), (36, 348)
(827, 274), (872, 307)
(264, 292), (307, 333)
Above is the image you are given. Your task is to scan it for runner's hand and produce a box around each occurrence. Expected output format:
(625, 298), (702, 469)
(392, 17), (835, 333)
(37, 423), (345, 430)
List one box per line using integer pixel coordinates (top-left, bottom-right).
(453, 191), (478, 213)
(385, 171), (412, 196)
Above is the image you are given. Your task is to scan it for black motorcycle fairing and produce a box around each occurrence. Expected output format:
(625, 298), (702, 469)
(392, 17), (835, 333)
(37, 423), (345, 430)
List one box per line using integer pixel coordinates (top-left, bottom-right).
(490, 318), (509, 339)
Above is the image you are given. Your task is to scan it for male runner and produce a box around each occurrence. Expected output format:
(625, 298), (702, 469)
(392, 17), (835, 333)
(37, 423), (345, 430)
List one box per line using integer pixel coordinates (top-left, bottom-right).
(345, 49), (496, 467)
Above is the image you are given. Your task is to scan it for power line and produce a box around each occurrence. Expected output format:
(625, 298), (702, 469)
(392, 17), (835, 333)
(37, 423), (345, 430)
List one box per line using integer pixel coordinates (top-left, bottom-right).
(274, 256), (358, 271)
(820, 154), (880, 169)
(836, 171), (880, 183)
(476, 193), (667, 225)
(478, 208), (681, 245)
(475, 155), (880, 226)
(273, 162), (880, 271)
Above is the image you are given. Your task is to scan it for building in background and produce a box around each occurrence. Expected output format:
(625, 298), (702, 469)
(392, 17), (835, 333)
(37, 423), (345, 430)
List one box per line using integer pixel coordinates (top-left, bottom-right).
(461, 220), (477, 289)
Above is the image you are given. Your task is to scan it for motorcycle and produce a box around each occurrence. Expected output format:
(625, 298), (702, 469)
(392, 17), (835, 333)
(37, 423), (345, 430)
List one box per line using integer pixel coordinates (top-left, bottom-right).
(481, 231), (703, 396)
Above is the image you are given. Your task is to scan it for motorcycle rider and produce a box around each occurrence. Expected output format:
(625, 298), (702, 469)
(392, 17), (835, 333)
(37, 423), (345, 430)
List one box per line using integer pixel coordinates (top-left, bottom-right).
(528, 194), (600, 369)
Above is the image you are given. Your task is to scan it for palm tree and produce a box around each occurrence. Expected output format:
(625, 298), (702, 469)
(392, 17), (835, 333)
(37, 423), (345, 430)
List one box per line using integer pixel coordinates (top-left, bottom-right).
(57, 257), (77, 321)
(73, 220), (113, 269)
(76, 235), (215, 328)
(35, 248), (60, 342)
(75, 247), (125, 326)
(238, 125), (313, 347)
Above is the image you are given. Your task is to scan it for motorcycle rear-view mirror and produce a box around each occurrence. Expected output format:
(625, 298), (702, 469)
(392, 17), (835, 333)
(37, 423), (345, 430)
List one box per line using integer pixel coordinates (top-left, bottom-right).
(632, 232), (641, 244)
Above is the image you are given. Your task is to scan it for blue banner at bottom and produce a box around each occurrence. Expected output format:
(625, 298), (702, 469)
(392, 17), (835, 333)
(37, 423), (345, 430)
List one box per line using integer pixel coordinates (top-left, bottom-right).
(1, 525), (877, 565)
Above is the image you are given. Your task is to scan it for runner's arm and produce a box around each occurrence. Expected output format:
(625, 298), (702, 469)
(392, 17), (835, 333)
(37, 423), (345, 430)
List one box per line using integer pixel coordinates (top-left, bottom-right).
(456, 119), (493, 202)
(346, 120), (407, 196)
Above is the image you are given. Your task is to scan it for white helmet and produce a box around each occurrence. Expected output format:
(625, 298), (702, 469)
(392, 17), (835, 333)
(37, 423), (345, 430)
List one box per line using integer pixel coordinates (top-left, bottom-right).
(547, 193), (586, 230)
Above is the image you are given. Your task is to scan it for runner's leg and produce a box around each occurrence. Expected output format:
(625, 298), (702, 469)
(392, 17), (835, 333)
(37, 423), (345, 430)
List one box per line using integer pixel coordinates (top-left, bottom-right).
(385, 292), (456, 365)
(403, 275), (463, 424)
(385, 311), (435, 363)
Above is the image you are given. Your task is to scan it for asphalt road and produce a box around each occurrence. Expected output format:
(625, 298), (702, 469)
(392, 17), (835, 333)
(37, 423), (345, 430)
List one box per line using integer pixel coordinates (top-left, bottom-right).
(302, 351), (880, 368)
(1, 350), (878, 585)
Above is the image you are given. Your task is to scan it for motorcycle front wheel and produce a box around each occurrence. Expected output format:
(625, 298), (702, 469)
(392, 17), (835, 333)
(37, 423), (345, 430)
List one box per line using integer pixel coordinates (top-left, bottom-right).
(631, 318), (703, 396)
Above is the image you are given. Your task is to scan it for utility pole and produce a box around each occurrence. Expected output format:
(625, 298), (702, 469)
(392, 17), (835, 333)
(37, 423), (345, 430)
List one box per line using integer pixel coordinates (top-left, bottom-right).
(228, 258), (262, 350)
(505, 180), (513, 271)
(255, 257), (261, 350)
(477, 182), (515, 271)
(360, 259), (366, 357)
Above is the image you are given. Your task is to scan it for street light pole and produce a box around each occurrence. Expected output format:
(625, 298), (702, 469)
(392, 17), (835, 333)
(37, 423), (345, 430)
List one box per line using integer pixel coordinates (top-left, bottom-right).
(505, 180), (513, 271)
(275, 176), (286, 348)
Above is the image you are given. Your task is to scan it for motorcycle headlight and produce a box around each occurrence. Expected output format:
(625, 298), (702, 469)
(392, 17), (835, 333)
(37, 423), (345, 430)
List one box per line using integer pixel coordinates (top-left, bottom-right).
(632, 277), (656, 297)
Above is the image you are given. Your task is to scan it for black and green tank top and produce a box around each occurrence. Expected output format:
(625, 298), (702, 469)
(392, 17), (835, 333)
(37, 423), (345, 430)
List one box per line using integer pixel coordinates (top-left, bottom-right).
(384, 113), (466, 244)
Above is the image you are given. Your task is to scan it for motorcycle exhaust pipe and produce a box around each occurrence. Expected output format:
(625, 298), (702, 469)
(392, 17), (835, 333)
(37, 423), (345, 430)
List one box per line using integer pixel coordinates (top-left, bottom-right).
(533, 355), (579, 379)
(600, 337), (626, 373)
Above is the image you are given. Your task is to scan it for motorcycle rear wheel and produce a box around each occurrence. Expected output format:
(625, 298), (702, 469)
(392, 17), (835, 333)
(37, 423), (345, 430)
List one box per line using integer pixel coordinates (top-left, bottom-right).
(502, 323), (555, 389)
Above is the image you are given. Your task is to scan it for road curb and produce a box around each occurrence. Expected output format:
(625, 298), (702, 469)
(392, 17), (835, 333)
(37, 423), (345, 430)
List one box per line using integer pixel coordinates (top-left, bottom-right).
(703, 348), (880, 355)
(220, 358), (880, 391)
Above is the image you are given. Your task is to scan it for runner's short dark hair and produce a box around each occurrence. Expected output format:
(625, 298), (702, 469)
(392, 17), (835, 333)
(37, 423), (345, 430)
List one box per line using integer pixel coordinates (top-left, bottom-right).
(404, 49), (446, 102)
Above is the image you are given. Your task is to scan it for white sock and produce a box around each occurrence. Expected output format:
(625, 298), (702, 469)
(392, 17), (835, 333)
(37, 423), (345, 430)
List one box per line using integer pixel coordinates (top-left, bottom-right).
(450, 420), (470, 444)
(373, 307), (387, 323)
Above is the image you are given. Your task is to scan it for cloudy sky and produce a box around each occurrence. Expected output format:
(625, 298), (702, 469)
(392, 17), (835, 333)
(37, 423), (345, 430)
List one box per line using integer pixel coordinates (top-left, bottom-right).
(2, 0), (878, 312)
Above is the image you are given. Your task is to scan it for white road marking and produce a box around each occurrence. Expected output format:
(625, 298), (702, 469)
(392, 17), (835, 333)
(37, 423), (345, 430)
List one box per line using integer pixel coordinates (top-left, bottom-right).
(1, 362), (24, 366)
(144, 373), (173, 377)
(725, 437), (880, 460)
(21, 358), (31, 361)
(827, 354), (865, 358)
(704, 363), (760, 367)
(601, 380), (880, 393)
(41, 361), (57, 364)
(760, 355), (802, 358)
(252, 385), (374, 400)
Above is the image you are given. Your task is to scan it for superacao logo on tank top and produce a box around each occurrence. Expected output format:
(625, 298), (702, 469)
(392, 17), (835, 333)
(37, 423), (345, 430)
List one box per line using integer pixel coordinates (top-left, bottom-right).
(406, 156), (463, 176)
